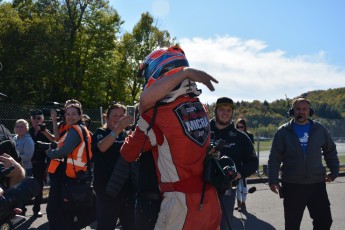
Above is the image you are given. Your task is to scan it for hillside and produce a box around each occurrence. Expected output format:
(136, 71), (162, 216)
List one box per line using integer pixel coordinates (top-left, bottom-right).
(208, 87), (345, 137)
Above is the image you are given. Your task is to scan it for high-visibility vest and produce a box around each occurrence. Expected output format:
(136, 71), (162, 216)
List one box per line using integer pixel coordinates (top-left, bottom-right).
(48, 125), (92, 178)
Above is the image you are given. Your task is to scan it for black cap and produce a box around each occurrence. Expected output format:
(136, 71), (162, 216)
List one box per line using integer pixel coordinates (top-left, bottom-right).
(82, 114), (91, 121)
(215, 97), (235, 109)
(30, 109), (43, 116)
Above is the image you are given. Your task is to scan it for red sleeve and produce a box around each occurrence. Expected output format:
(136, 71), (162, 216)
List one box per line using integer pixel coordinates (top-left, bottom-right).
(120, 127), (152, 162)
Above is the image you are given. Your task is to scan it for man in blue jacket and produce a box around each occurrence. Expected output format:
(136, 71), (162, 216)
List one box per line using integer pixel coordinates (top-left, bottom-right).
(268, 97), (339, 230)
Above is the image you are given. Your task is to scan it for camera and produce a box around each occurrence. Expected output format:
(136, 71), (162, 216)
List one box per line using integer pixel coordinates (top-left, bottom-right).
(0, 177), (40, 228)
(42, 102), (65, 118)
(38, 123), (46, 132)
(35, 141), (57, 151)
(204, 139), (238, 193)
(218, 155), (238, 188)
(126, 106), (136, 125)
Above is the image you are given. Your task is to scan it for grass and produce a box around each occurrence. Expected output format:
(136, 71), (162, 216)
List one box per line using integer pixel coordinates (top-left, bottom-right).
(255, 140), (345, 165)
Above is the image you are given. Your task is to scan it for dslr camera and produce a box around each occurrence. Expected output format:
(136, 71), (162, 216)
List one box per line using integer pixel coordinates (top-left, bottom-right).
(35, 141), (57, 151)
(42, 102), (65, 118)
(204, 139), (238, 193)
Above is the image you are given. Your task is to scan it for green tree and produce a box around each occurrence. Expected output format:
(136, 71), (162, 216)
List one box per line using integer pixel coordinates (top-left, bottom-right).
(114, 12), (176, 105)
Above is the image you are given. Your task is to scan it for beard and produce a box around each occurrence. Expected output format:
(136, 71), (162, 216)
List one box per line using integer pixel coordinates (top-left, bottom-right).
(215, 113), (231, 126)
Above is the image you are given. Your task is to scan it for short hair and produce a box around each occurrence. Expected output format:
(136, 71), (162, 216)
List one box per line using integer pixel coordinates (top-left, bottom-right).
(291, 97), (312, 108)
(15, 119), (29, 131)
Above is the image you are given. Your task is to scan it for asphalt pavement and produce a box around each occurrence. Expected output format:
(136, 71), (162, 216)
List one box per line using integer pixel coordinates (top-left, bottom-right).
(12, 176), (345, 230)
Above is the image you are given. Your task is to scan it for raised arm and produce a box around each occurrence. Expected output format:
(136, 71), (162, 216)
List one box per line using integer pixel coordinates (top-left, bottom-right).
(139, 67), (218, 113)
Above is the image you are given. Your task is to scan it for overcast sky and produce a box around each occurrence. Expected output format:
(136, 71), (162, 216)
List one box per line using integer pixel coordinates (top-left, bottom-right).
(111, 0), (345, 104)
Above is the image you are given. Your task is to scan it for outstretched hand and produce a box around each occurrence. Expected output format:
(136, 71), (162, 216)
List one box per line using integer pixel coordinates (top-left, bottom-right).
(183, 67), (218, 91)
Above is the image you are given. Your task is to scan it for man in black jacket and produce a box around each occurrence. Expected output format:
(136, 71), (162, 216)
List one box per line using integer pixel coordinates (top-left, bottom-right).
(29, 109), (55, 217)
(210, 97), (258, 230)
(268, 97), (339, 230)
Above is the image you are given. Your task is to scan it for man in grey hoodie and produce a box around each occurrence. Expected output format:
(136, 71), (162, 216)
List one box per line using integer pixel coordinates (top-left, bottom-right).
(268, 97), (339, 230)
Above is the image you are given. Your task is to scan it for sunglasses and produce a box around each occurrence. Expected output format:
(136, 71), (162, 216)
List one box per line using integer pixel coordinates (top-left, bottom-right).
(32, 116), (42, 120)
(236, 125), (244, 129)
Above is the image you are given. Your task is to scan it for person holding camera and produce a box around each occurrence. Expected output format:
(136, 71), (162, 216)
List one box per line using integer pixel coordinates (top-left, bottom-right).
(210, 97), (258, 230)
(268, 97), (339, 230)
(29, 109), (55, 217)
(92, 103), (135, 230)
(46, 102), (92, 230)
(51, 99), (82, 141)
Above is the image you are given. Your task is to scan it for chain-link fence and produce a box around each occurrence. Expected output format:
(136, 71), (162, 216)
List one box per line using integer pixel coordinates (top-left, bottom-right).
(0, 103), (104, 133)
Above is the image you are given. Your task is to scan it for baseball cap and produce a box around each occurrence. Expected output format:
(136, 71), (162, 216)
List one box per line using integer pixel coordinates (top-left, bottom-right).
(82, 114), (91, 121)
(215, 97), (235, 109)
(30, 109), (43, 116)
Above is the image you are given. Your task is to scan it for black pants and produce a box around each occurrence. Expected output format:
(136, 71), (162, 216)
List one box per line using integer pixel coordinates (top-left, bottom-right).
(46, 166), (76, 230)
(96, 191), (135, 230)
(32, 161), (46, 213)
(135, 192), (162, 230)
(282, 182), (332, 230)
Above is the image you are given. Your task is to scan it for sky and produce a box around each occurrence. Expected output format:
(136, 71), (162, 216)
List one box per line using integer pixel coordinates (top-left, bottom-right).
(110, 0), (345, 104)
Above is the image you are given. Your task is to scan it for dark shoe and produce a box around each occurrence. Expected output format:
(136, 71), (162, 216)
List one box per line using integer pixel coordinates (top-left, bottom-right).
(241, 202), (247, 213)
(33, 211), (43, 217)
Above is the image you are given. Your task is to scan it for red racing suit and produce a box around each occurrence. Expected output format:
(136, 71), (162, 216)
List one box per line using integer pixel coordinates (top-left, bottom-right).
(121, 96), (221, 230)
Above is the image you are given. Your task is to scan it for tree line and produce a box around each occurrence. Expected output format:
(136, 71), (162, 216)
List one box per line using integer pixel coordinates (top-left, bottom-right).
(221, 88), (345, 137)
(0, 0), (174, 107)
(1, 1), (344, 137)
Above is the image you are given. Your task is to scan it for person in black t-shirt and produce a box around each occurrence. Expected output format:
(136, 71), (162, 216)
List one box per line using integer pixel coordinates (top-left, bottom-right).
(92, 103), (135, 230)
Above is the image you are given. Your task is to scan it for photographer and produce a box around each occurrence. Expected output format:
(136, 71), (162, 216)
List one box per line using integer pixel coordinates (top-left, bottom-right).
(29, 109), (55, 217)
(210, 97), (258, 230)
(46, 102), (92, 230)
(51, 99), (82, 141)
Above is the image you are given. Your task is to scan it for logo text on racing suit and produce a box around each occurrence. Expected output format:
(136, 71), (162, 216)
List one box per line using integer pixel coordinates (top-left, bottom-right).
(174, 101), (209, 146)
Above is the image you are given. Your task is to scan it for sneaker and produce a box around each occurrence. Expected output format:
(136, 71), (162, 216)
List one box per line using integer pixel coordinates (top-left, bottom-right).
(236, 200), (242, 211)
(33, 211), (43, 217)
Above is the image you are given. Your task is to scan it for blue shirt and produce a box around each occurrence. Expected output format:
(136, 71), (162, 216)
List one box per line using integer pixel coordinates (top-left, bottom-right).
(293, 122), (311, 154)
